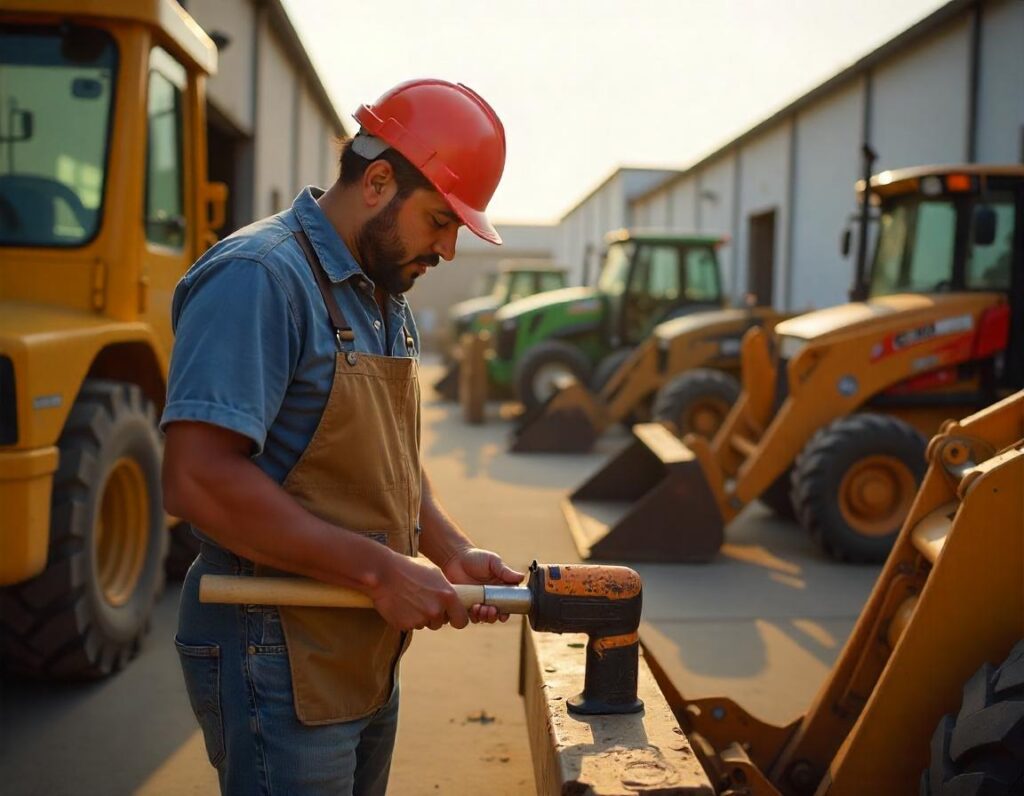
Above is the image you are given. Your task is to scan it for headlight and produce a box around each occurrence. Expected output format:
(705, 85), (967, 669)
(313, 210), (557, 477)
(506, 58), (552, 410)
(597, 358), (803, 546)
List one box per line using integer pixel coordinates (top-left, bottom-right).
(501, 318), (518, 331)
(777, 335), (807, 360)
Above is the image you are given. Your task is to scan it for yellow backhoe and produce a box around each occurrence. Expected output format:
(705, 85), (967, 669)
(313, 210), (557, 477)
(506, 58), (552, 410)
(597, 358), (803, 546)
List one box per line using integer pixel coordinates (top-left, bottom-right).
(523, 391), (1024, 793)
(564, 165), (1024, 563)
(509, 304), (790, 453)
(643, 389), (1024, 794)
(0, 0), (225, 678)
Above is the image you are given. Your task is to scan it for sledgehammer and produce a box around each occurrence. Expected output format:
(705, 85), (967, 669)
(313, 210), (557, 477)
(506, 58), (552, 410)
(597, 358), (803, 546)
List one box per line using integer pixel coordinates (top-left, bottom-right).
(200, 560), (644, 715)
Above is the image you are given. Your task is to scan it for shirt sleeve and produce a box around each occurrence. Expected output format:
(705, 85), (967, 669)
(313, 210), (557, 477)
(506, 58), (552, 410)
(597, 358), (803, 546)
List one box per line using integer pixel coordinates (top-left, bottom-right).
(161, 257), (301, 454)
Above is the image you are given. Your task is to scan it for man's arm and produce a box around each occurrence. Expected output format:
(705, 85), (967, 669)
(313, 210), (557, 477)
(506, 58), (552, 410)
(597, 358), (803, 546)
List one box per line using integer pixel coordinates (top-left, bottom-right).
(164, 421), (469, 632)
(417, 469), (523, 622)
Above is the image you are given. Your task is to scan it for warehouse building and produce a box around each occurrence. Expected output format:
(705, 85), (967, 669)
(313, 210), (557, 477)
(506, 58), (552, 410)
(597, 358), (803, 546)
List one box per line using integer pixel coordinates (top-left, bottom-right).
(178, 0), (346, 233)
(559, 0), (1023, 311)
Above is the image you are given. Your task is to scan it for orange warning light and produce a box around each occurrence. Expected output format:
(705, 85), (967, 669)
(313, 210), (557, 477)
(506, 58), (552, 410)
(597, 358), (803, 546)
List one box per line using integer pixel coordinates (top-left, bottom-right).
(946, 174), (972, 192)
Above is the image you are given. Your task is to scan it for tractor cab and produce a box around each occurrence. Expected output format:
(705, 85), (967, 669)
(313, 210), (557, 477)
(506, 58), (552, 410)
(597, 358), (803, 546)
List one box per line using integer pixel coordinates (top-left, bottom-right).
(597, 230), (725, 347)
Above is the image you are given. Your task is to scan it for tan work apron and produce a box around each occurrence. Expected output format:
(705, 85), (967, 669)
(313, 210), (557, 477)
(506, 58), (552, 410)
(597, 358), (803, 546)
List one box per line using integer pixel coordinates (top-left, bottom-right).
(258, 230), (420, 725)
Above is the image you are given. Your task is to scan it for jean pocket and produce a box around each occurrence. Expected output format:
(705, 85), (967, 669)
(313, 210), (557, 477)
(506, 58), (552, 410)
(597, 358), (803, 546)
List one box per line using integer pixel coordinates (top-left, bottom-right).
(255, 606), (287, 650)
(175, 638), (225, 767)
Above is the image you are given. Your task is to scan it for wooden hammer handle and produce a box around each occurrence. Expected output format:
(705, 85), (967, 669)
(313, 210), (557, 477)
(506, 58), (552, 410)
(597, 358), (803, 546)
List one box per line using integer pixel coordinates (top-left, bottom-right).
(199, 575), (486, 609)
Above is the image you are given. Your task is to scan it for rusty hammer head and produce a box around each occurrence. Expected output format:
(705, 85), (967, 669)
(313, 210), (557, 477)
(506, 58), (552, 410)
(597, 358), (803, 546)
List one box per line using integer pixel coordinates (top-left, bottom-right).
(526, 562), (644, 715)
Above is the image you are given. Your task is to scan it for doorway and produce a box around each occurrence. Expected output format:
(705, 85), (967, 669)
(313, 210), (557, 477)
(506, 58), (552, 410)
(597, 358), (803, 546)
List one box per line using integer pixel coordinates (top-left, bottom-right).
(747, 210), (776, 305)
(206, 103), (247, 235)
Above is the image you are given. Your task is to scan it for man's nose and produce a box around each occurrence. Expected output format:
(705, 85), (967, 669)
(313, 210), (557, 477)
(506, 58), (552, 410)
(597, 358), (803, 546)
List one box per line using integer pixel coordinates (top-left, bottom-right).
(433, 226), (458, 262)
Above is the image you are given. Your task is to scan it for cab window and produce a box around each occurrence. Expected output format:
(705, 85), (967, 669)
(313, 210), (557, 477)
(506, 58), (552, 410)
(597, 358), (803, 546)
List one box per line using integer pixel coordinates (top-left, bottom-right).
(539, 272), (564, 292)
(632, 245), (681, 300)
(507, 272), (535, 302)
(683, 247), (721, 301)
(906, 201), (956, 291)
(966, 198), (1016, 291)
(0, 25), (116, 246)
(146, 48), (185, 248)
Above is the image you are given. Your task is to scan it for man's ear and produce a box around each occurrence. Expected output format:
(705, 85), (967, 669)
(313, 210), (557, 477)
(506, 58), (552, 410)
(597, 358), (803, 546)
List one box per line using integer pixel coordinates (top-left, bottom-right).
(363, 160), (396, 208)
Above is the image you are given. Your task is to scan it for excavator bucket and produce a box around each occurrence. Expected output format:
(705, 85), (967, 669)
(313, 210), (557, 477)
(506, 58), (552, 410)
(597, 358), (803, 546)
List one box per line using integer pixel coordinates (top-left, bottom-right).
(432, 360), (460, 401)
(562, 423), (724, 562)
(509, 376), (607, 453)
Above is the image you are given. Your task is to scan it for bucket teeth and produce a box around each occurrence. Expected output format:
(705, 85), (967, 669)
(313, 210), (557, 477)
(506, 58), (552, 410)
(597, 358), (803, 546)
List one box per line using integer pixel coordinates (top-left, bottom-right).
(509, 379), (607, 453)
(563, 423), (724, 562)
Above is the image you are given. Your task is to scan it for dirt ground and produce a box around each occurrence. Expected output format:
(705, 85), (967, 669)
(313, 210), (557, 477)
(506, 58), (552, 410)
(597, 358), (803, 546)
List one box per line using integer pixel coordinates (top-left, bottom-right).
(0, 361), (881, 794)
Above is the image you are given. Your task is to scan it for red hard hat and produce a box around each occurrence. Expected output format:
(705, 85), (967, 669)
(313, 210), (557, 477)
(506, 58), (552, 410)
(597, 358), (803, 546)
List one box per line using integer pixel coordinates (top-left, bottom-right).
(354, 79), (506, 245)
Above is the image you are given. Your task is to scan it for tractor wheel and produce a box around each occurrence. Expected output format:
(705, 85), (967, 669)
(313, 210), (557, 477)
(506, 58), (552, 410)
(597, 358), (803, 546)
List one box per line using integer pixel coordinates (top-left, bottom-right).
(590, 348), (634, 392)
(792, 413), (926, 563)
(0, 380), (167, 678)
(760, 468), (797, 521)
(514, 340), (592, 411)
(165, 521), (199, 581)
(921, 640), (1024, 795)
(652, 368), (739, 439)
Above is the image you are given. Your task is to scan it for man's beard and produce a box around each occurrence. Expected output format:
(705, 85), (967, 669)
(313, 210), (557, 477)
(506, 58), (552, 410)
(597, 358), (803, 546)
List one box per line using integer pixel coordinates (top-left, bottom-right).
(355, 195), (439, 295)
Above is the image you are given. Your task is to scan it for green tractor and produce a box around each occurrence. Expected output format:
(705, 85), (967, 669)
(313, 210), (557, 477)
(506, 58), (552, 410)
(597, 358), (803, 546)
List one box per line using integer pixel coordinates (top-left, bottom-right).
(434, 260), (566, 399)
(491, 230), (727, 409)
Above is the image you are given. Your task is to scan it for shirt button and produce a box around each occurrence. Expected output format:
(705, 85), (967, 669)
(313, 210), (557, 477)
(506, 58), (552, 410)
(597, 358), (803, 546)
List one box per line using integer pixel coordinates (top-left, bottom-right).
(373, 320), (382, 330)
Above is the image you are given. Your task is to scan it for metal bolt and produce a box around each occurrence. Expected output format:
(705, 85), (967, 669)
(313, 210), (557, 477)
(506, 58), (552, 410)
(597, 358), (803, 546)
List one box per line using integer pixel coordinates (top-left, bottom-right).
(346, 352), (358, 366)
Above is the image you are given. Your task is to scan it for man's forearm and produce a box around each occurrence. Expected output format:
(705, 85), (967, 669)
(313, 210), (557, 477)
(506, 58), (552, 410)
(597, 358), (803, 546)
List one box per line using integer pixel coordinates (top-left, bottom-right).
(417, 470), (473, 567)
(165, 433), (393, 592)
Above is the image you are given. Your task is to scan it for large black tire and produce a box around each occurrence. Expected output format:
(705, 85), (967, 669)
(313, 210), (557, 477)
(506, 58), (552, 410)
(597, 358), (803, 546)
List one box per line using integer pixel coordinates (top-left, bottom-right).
(792, 413), (926, 563)
(590, 348), (634, 392)
(652, 368), (740, 439)
(0, 380), (167, 679)
(921, 640), (1024, 795)
(514, 340), (592, 411)
(760, 468), (797, 521)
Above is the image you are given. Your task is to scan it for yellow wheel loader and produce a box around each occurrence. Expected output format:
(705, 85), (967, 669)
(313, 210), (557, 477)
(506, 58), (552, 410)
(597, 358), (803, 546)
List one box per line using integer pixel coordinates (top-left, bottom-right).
(0, 1), (226, 678)
(641, 390), (1024, 794)
(522, 391), (1024, 793)
(564, 165), (1023, 563)
(509, 304), (790, 453)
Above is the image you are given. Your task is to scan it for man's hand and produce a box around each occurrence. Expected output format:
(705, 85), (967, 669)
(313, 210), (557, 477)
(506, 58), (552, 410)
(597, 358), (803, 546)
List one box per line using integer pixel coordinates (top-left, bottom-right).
(442, 548), (524, 624)
(369, 553), (470, 632)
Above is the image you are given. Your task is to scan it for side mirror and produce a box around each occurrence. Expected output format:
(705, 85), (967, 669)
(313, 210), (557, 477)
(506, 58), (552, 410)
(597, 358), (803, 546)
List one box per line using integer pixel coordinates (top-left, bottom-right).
(973, 205), (997, 246)
(0, 109), (33, 143)
(840, 227), (852, 258)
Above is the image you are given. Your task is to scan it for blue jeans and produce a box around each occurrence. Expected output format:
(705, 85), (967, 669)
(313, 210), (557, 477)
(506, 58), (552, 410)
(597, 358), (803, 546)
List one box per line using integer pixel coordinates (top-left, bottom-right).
(176, 543), (400, 795)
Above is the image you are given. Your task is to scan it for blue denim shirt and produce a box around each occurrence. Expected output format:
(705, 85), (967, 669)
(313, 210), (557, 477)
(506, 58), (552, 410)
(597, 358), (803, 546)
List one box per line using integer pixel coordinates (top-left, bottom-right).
(161, 187), (419, 484)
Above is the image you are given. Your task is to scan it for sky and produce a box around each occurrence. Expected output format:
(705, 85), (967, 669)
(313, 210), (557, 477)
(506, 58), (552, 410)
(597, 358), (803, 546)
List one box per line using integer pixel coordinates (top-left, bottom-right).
(281, 0), (949, 225)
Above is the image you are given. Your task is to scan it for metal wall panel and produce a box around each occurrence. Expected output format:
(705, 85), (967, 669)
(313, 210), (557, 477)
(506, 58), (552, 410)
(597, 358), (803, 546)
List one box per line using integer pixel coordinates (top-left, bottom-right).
(790, 79), (865, 311)
(737, 122), (791, 304)
(976, 0), (1024, 162)
(696, 155), (737, 296)
(188, 0), (255, 134)
(255, 26), (296, 217)
(871, 17), (970, 168)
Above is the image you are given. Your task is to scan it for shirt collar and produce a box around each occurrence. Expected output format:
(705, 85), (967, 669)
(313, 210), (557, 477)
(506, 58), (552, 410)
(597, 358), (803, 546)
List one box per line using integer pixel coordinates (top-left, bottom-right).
(291, 186), (410, 313)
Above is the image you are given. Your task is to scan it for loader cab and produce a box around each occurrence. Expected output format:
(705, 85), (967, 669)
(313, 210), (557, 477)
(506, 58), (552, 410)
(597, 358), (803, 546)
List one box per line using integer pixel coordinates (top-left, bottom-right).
(0, 7), (223, 349)
(598, 231), (724, 348)
(865, 168), (1024, 389)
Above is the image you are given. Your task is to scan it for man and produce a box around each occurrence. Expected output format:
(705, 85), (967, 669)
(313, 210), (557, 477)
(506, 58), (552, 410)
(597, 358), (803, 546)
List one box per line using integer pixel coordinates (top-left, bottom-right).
(162, 79), (520, 795)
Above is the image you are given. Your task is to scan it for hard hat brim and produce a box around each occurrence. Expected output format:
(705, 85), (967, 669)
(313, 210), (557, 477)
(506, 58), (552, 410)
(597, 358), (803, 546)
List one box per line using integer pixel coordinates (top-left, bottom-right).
(445, 193), (502, 245)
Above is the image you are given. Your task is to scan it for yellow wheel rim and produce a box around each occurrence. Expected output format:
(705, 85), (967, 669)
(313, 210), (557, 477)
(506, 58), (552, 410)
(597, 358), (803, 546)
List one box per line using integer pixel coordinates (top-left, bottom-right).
(682, 397), (730, 438)
(95, 457), (149, 607)
(838, 455), (916, 538)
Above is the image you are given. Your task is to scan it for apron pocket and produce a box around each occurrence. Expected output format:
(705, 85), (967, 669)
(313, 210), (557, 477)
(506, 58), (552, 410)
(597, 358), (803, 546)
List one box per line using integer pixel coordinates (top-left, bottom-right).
(174, 638), (225, 767)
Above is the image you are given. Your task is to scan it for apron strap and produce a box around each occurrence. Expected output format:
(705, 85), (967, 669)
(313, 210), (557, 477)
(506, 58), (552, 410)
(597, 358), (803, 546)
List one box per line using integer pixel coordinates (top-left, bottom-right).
(293, 230), (356, 347)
